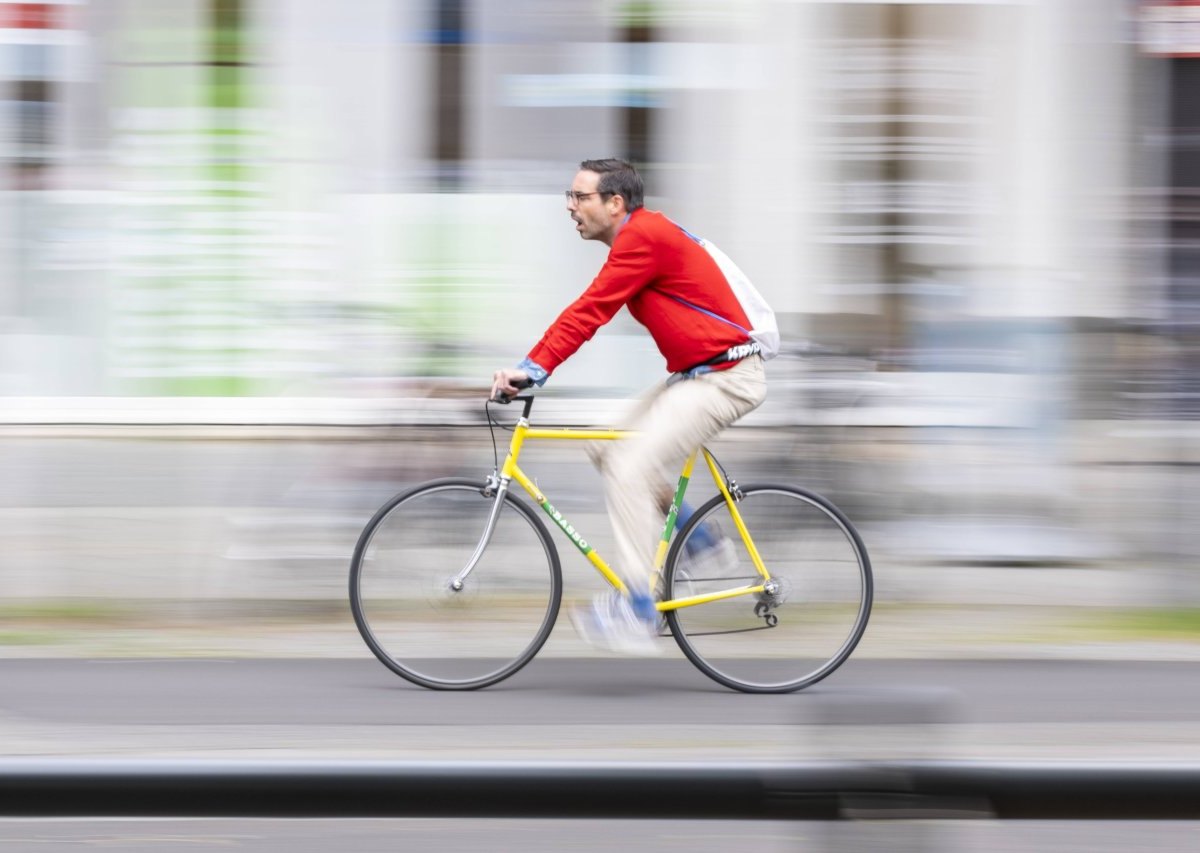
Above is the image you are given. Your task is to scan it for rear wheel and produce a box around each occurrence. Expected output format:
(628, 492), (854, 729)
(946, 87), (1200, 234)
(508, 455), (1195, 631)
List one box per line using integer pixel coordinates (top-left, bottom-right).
(663, 484), (872, 693)
(349, 478), (562, 690)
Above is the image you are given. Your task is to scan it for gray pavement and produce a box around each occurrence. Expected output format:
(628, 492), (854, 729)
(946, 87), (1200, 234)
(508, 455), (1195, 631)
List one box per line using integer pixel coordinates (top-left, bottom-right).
(0, 818), (1195, 853)
(3, 658), (1200, 764)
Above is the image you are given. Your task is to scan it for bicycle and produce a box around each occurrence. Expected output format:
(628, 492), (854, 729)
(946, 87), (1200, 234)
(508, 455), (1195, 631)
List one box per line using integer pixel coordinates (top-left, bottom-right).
(349, 389), (872, 693)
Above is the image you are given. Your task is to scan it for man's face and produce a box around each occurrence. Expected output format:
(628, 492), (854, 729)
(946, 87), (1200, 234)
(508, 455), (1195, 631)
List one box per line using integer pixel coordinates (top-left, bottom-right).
(567, 170), (621, 244)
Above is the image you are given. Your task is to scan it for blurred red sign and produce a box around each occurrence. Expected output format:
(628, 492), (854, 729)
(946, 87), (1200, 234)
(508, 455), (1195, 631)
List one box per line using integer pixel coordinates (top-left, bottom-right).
(1141, 1), (1200, 57)
(0, 2), (60, 30)
(0, 2), (62, 30)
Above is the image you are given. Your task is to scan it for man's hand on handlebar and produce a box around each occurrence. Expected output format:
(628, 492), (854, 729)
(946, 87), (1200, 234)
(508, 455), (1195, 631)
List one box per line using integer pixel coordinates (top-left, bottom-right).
(490, 368), (533, 403)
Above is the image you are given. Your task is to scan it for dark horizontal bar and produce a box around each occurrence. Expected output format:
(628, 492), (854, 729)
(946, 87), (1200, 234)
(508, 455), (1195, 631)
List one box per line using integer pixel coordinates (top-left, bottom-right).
(0, 760), (1198, 820)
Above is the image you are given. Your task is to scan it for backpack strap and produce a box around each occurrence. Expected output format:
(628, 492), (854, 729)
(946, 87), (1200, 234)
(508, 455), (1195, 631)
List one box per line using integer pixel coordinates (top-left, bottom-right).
(664, 293), (752, 338)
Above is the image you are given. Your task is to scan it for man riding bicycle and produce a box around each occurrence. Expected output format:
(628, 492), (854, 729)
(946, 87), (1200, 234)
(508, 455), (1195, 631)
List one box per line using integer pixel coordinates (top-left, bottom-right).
(490, 158), (767, 654)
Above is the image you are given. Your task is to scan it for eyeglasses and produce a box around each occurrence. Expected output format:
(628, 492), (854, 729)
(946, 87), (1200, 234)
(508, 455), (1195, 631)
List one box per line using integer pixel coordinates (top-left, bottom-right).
(564, 190), (610, 204)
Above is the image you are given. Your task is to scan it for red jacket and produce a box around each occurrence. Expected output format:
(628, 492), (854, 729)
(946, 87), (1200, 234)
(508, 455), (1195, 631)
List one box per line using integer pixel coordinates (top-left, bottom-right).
(526, 208), (753, 377)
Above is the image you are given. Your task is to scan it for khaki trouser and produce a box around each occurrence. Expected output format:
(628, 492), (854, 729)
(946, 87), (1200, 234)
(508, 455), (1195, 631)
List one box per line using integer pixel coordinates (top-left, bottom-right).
(589, 355), (767, 598)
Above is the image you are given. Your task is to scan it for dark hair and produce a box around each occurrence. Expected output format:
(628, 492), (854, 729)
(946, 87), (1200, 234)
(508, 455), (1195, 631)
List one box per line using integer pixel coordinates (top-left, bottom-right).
(579, 158), (644, 211)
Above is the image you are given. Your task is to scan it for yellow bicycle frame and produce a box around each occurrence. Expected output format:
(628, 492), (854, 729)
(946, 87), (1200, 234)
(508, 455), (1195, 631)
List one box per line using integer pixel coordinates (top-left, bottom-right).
(497, 414), (772, 613)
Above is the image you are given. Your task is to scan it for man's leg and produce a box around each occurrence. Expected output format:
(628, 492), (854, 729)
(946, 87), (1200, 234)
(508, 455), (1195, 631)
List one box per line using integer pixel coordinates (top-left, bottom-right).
(602, 357), (766, 602)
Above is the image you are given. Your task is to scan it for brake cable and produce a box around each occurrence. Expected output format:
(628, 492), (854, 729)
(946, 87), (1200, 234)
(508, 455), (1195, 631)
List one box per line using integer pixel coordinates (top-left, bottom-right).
(483, 399), (513, 473)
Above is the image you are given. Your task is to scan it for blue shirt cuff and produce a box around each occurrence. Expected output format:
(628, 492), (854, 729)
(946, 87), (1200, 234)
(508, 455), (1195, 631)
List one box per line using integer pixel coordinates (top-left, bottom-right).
(516, 358), (549, 387)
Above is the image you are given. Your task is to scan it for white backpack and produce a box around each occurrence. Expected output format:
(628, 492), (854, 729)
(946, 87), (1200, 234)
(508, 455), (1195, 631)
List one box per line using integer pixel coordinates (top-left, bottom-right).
(697, 238), (781, 361)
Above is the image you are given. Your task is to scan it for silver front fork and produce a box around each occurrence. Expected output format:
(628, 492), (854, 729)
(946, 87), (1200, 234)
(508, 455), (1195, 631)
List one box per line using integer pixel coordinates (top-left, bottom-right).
(449, 473), (509, 591)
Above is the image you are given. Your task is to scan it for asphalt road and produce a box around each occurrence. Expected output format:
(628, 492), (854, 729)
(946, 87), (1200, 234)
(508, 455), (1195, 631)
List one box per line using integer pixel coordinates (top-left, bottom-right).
(3, 657), (1199, 743)
(0, 818), (1195, 853)
(3, 658), (1198, 852)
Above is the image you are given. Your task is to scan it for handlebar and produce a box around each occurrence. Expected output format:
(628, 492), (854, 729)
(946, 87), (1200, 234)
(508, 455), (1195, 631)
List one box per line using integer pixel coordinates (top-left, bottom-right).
(492, 376), (534, 405)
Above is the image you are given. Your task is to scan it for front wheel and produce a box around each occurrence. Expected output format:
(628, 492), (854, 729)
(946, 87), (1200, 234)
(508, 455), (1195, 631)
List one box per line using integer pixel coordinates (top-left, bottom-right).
(349, 478), (562, 690)
(663, 484), (872, 693)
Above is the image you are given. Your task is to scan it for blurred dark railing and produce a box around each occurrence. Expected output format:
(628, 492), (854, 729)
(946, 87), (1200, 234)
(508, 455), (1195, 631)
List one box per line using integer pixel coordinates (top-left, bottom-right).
(1, 760), (1198, 820)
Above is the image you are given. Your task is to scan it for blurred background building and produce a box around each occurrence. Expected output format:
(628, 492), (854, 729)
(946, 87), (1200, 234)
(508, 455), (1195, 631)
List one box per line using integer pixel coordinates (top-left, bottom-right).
(2, 0), (1198, 602)
(0, 0), (1160, 397)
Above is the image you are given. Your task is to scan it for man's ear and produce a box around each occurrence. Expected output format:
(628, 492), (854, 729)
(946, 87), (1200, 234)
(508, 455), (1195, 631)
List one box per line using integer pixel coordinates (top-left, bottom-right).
(608, 194), (627, 216)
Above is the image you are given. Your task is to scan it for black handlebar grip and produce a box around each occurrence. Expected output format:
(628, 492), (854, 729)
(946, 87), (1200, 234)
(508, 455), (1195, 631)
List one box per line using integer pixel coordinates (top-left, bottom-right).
(493, 376), (534, 404)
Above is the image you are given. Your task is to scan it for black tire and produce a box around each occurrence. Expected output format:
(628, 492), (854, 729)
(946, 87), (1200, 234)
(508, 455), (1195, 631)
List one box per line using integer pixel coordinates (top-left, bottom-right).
(349, 478), (562, 690)
(663, 484), (872, 693)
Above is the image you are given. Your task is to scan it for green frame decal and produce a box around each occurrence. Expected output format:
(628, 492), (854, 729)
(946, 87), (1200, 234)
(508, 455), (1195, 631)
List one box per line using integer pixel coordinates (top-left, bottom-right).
(537, 499), (593, 556)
